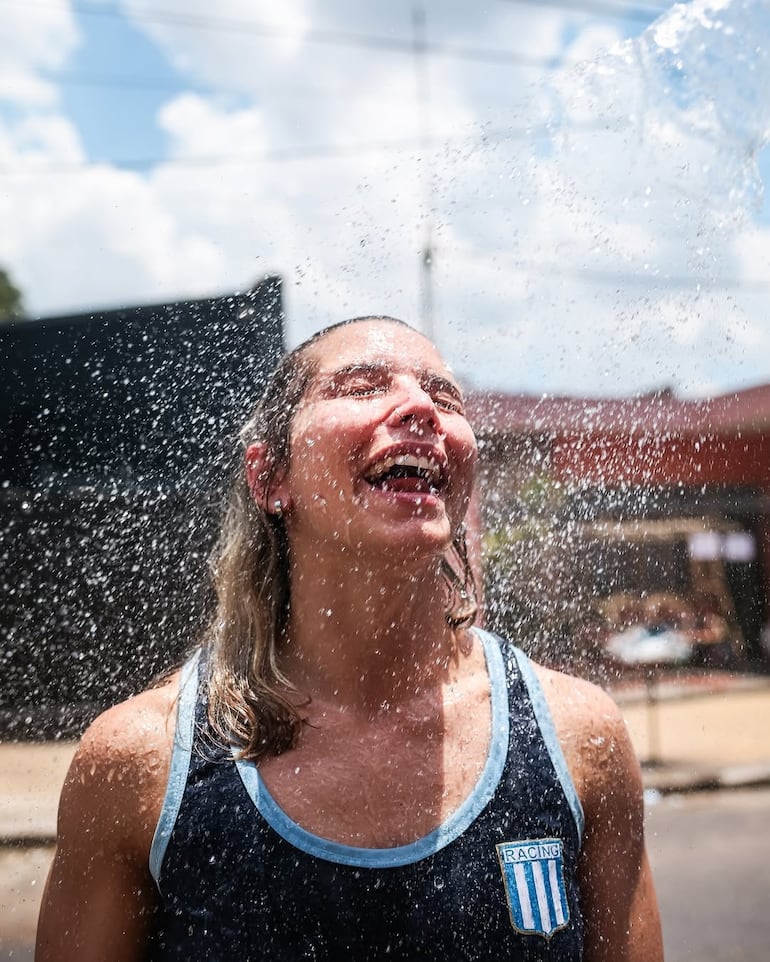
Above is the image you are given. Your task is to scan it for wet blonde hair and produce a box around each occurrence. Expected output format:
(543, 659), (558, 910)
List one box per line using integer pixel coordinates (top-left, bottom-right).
(205, 316), (478, 761)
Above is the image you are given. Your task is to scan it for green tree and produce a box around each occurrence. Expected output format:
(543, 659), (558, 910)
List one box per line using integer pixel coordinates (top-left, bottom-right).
(0, 266), (25, 321)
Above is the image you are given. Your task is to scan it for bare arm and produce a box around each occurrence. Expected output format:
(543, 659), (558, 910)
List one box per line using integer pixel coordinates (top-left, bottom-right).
(577, 699), (663, 962)
(36, 688), (174, 962)
(538, 668), (664, 962)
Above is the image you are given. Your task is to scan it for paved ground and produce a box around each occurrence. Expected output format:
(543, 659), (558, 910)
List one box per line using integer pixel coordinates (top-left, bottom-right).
(646, 787), (770, 962)
(1, 668), (769, 954)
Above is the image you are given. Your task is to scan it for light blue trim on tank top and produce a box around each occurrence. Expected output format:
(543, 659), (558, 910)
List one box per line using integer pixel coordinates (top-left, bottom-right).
(148, 629), (584, 879)
(508, 645), (585, 842)
(149, 650), (201, 887)
(234, 627), (510, 868)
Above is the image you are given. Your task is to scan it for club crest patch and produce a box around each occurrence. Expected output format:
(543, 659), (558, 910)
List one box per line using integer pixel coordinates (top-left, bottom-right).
(496, 838), (570, 938)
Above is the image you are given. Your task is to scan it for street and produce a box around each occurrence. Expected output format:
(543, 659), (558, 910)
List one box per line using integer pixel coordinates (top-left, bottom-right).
(646, 787), (770, 962)
(1, 787), (769, 960)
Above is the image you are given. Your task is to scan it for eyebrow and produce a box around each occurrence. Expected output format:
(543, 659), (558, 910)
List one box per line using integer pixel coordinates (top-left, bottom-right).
(325, 362), (387, 380)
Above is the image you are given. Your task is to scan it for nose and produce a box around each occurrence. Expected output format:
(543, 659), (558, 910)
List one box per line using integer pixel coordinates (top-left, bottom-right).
(388, 376), (440, 432)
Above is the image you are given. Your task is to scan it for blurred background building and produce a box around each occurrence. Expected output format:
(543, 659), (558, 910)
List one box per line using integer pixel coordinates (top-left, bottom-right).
(0, 277), (283, 736)
(469, 386), (770, 672)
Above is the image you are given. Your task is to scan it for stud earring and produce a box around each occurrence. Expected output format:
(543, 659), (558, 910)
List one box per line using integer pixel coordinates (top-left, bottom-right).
(273, 499), (284, 519)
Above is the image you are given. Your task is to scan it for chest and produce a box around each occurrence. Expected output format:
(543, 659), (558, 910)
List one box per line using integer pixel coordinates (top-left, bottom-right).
(257, 684), (492, 847)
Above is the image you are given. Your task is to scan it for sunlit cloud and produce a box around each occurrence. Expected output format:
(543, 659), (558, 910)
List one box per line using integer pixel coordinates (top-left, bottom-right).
(0, 0), (768, 398)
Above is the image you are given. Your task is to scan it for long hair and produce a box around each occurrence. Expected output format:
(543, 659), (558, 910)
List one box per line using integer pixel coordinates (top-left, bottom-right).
(205, 316), (478, 761)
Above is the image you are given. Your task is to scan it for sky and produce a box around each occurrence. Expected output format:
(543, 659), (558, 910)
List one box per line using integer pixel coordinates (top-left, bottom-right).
(1, 0), (770, 398)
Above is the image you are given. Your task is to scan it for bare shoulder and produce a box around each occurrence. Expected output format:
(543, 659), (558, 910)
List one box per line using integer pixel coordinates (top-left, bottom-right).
(38, 674), (187, 961)
(77, 674), (179, 761)
(530, 662), (640, 810)
(531, 661), (625, 737)
(58, 673), (182, 857)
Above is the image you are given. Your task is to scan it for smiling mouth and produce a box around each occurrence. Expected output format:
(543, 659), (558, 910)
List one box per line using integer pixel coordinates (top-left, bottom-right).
(363, 453), (445, 496)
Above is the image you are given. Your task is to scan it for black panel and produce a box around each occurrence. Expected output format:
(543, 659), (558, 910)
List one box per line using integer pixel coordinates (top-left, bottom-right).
(0, 278), (283, 736)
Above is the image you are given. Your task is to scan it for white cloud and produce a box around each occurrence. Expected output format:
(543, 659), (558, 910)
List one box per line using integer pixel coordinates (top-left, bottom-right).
(731, 224), (770, 281)
(1, 0), (769, 399)
(0, 0), (79, 106)
(9, 113), (85, 165)
(158, 94), (271, 158)
(122, 0), (313, 87)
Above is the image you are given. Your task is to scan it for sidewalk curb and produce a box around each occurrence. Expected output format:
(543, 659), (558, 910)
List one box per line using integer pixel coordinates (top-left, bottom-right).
(609, 674), (770, 708)
(0, 834), (57, 848)
(642, 762), (770, 797)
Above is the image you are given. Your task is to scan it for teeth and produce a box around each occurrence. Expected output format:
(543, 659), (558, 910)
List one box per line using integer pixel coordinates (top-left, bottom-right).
(368, 453), (442, 482)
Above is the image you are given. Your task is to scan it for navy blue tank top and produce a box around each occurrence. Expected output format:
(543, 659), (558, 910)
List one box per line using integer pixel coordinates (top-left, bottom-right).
(147, 629), (585, 960)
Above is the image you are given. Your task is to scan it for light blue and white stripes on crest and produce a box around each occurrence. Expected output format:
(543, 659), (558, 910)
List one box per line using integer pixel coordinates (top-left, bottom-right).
(496, 838), (570, 938)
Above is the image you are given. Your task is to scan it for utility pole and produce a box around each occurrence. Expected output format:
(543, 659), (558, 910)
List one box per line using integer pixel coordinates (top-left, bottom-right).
(413, 2), (434, 343)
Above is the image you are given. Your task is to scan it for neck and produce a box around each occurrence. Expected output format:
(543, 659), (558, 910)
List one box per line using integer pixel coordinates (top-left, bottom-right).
(280, 550), (467, 714)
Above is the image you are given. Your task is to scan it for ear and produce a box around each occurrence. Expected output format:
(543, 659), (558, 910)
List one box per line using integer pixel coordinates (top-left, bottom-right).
(245, 442), (291, 515)
(245, 442), (274, 508)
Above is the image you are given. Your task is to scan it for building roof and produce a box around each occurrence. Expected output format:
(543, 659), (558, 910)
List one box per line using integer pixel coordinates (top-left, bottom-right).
(465, 382), (770, 439)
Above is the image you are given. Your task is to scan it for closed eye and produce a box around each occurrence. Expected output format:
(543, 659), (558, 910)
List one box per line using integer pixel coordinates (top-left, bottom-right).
(322, 364), (389, 399)
(433, 393), (463, 413)
(422, 377), (465, 414)
(337, 378), (387, 398)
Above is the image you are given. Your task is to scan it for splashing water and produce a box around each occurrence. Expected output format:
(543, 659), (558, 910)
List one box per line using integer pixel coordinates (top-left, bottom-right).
(642, 0), (770, 199)
(478, 0), (770, 666)
(0, 282), (284, 737)
(591, 3), (763, 181)
(547, 0), (770, 259)
(444, 0), (770, 398)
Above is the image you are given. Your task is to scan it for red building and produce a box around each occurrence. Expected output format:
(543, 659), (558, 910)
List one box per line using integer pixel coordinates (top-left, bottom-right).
(466, 383), (770, 660)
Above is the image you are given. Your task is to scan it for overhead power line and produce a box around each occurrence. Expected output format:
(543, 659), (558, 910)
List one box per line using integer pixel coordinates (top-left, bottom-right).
(3, 0), (671, 106)
(0, 120), (614, 177)
(501, 0), (668, 21)
(438, 249), (770, 292)
(37, 70), (184, 93)
(6, 0), (661, 69)
(2, 0), (548, 66)
(36, 44), (549, 96)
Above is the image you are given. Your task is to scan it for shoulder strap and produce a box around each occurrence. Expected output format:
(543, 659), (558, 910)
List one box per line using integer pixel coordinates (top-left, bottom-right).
(149, 649), (202, 887)
(474, 630), (584, 843)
